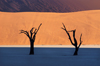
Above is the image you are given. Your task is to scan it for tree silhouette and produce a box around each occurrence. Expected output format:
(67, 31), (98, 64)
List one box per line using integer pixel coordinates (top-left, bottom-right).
(20, 23), (42, 55)
(61, 23), (82, 55)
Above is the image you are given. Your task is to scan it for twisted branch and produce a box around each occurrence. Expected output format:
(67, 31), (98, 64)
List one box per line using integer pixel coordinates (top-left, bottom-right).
(78, 34), (82, 48)
(20, 30), (30, 38)
(61, 23), (75, 46)
(32, 23), (42, 39)
(36, 23), (42, 33)
(30, 27), (34, 38)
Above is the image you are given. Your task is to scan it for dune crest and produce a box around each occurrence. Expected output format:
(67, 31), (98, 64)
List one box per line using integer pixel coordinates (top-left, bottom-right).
(0, 10), (100, 45)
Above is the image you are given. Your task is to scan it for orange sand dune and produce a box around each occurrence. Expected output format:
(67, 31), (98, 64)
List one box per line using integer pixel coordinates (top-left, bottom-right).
(0, 10), (100, 45)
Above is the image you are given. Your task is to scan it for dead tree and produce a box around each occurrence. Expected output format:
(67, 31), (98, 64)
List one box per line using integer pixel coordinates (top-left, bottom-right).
(20, 23), (42, 55)
(61, 23), (82, 55)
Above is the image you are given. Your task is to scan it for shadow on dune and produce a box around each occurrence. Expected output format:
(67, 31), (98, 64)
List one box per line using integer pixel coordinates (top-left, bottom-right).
(1, 0), (100, 12)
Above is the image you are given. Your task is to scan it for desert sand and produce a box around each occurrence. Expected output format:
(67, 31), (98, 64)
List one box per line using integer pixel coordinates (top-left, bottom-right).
(0, 10), (100, 45)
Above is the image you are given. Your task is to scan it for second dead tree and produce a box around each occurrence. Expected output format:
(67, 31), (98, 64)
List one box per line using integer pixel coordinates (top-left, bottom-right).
(20, 23), (42, 55)
(61, 23), (82, 55)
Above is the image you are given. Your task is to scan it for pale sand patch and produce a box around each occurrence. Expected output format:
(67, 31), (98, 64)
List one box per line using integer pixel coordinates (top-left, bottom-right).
(0, 45), (100, 48)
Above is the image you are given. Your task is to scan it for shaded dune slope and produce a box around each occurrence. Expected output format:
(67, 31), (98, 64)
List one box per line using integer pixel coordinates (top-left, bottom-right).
(0, 10), (100, 45)
(0, 0), (100, 12)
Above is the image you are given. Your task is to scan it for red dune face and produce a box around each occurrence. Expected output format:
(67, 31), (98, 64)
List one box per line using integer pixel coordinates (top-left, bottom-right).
(0, 0), (100, 12)
(0, 10), (100, 45)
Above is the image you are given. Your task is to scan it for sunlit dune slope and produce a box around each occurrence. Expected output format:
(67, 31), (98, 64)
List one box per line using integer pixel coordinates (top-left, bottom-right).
(0, 10), (100, 45)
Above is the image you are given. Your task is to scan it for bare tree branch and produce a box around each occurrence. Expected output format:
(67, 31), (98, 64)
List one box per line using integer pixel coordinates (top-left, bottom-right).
(61, 23), (66, 30)
(68, 29), (76, 32)
(78, 34), (82, 48)
(73, 30), (78, 47)
(61, 23), (75, 46)
(30, 23), (42, 39)
(30, 27), (35, 38)
(34, 29), (37, 33)
(62, 23), (66, 28)
(30, 27), (34, 34)
(61, 27), (65, 30)
(35, 23), (42, 34)
(20, 30), (30, 38)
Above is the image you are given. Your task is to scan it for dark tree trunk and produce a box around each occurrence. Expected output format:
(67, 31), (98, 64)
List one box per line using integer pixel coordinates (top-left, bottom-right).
(29, 40), (34, 55)
(74, 47), (79, 55)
